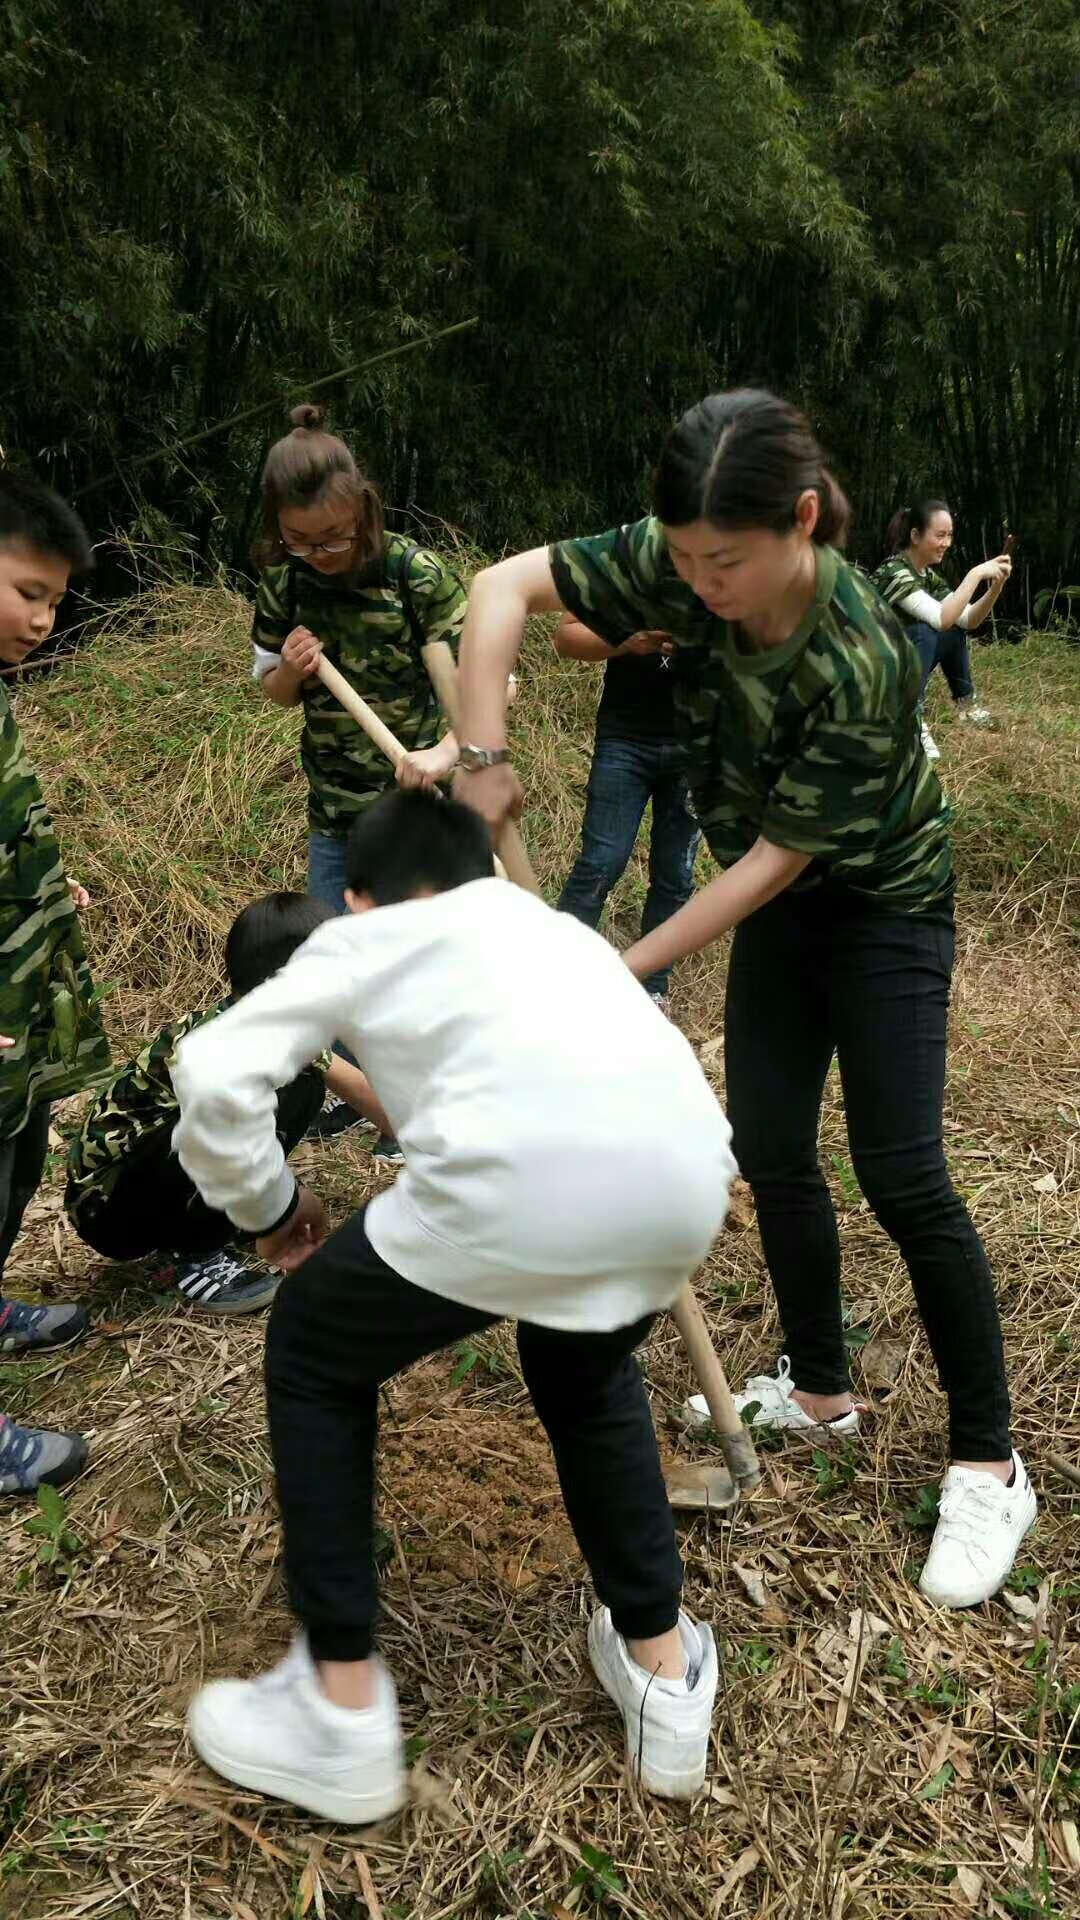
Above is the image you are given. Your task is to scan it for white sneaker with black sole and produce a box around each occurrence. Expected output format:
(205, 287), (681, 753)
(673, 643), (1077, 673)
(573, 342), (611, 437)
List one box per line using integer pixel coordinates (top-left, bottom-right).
(588, 1608), (717, 1799)
(187, 1636), (407, 1824)
(919, 1450), (1037, 1608)
(683, 1354), (859, 1436)
(173, 1248), (280, 1315)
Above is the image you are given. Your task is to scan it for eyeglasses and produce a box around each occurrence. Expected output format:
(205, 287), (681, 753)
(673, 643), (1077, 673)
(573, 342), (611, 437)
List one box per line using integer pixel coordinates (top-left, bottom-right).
(282, 531), (358, 557)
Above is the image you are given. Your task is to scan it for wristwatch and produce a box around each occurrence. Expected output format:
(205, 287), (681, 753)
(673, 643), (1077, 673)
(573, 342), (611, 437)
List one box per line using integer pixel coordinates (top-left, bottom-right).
(458, 744), (512, 772)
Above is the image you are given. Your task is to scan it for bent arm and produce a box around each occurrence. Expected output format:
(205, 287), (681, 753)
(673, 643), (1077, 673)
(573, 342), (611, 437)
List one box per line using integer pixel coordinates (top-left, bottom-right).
(173, 954), (350, 1232)
(553, 614), (618, 662)
(623, 839), (811, 980)
(259, 658), (306, 707)
(458, 548), (565, 747)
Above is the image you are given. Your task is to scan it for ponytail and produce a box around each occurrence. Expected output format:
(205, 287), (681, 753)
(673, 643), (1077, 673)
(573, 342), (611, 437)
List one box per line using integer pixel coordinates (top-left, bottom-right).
(886, 499), (951, 554)
(253, 404), (384, 569)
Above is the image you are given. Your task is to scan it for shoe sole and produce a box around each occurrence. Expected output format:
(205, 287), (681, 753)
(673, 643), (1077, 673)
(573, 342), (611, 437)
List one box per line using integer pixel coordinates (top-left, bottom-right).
(684, 1397), (859, 1439)
(187, 1709), (407, 1824)
(919, 1494), (1038, 1609)
(180, 1277), (281, 1316)
(0, 1323), (88, 1359)
(587, 1618), (710, 1800)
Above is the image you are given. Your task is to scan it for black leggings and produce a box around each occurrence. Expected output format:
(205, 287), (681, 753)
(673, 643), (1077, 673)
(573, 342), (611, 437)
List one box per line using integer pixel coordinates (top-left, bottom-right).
(69, 1069), (324, 1262)
(0, 1104), (51, 1290)
(265, 1206), (684, 1661)
(725, 888), (1011, 1461)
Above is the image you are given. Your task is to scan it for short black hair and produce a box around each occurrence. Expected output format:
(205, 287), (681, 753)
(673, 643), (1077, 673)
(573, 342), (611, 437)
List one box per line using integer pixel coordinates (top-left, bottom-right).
(225, 892), (336, 998)
(345, 788), (495, 905)
(0, 470), (95, 574)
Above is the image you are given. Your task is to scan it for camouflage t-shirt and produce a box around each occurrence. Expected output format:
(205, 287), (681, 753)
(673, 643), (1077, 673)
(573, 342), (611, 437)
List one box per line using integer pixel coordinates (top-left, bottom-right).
(550, 520), (952, 911)
(871, 555), (950, 621)
(65, 1001), (330, 1222)
(252, 534), (466, 835)
(1, 684), (110, 1140)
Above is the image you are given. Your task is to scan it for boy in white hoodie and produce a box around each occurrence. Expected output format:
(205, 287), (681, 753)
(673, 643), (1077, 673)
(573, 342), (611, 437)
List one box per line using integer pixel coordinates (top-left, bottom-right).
(173, 788), (735, 1819)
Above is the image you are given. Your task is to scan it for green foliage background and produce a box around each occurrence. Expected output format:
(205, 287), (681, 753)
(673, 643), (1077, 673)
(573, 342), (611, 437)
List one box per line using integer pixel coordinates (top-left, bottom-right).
(1, 0), (1077, 594)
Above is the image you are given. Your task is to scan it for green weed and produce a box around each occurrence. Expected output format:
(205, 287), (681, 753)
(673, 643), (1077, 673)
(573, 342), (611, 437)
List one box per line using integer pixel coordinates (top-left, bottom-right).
(24, 1484), (85, 1573)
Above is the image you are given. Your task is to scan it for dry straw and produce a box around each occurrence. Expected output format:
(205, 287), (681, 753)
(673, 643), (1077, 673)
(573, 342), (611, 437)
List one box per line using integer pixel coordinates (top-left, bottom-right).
(1, 551), (1077, 1918)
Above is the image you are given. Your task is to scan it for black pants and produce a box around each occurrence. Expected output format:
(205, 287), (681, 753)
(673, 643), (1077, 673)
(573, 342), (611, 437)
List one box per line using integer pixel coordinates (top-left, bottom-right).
(0, 1104), (52, 1293)
(70, 1070), (324, 1263)
(725, 888), (1011, 1461)
(265, 1207), (684, 1661)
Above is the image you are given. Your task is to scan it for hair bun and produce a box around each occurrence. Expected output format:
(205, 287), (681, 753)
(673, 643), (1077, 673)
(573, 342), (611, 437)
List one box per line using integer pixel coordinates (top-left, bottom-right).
(289, 403), (325, 433)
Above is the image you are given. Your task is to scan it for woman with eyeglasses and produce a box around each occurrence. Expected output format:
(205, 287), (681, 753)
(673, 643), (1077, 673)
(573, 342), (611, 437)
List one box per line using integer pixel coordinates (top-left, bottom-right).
(251, 404), (467, 1143)
(252, 405), (468, 895)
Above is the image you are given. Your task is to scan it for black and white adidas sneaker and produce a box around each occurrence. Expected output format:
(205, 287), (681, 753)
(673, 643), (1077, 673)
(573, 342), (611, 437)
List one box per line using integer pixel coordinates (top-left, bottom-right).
(173, 1249), (280, 1316)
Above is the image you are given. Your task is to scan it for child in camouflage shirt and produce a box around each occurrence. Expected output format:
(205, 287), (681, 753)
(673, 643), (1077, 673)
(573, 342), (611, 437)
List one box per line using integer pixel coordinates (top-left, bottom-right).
(1, 473), (109, 1496)
(251, 404), (466, 1145)
(65, 894), (390, 1314)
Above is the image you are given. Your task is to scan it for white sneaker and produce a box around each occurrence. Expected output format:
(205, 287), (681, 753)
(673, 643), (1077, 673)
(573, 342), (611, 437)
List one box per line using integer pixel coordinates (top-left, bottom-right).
(588, 1608), (717, 1799)
(187, 1637), (407, 1823)
(683, 1354), (859, 1436)
(919, 1451), (1037, 1609)
(921, 722), (941, 761)
(955, 698), (993, 727)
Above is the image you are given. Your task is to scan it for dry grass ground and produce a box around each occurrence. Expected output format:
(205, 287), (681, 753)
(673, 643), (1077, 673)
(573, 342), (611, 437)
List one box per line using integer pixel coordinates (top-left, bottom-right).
(1, 583), (1077, 1920)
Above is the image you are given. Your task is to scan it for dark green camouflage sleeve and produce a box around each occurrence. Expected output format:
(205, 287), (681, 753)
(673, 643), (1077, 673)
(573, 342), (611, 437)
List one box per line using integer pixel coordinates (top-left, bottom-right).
(549, 519), (669, 645)
(405, 546), (466, 655)
(251, 565), (292, 657)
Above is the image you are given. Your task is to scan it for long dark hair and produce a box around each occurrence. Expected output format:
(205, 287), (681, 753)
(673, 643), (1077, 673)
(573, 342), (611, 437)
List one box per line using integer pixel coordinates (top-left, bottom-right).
(653, 388), (851, 548)
(885, 499), (952, 555)
(253, 404), (384, 569)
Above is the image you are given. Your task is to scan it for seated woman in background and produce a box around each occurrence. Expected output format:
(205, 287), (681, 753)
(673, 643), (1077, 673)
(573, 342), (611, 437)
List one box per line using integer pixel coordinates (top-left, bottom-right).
(872, 501), (1011, 760)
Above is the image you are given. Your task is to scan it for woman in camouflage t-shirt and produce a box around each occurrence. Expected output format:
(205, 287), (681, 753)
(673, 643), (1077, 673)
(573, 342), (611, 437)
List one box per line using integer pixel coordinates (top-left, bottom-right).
(871, 500), (1011, 759)
(453, 388), (1034, 1612)
(250, 404), (467, 1139)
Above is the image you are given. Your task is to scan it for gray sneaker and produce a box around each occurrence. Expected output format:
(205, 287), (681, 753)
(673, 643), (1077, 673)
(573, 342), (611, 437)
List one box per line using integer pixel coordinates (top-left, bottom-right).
(0, 1415), (88, 1494)
(0, 1298), (88, 1356)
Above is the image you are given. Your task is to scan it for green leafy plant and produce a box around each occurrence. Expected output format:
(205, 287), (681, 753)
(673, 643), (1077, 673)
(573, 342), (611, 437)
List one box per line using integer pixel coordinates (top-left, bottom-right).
(450, 1336), (507, 1387)
(902, 1483), (941, 1530)
(812, 1442), (857, 1495)
(23, 1485), (84, 1571)
(912, 1668), (965, 1711)
(732, 1639), (775, 1678)
(829, 1153), (862, 1207)
(916, 1762), (955, 1801)
(570, 1843), (625, 1907)
(884, 1636), (908, 1685)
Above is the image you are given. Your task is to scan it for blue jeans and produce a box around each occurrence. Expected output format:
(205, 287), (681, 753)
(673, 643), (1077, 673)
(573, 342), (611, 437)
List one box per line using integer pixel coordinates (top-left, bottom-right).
(909, 620), (974, 707)
(308, 832), (356, 1064)
(558, 735), (700, 997)
(308, 831), (350, 915)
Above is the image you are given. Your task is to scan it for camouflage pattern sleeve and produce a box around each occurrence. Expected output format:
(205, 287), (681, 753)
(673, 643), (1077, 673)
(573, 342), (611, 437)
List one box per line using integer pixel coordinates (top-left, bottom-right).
(549, 519), (670, 646)
(1, 687), (110, 1139)
(250, 565), (293, 679)
(870, 555), (950, 613)
(870, 555), (920, 611)
(405, 547), (466, 657)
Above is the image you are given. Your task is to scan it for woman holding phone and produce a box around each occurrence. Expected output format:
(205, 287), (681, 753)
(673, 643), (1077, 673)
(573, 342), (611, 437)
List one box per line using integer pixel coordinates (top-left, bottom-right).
(872, 503), (1012, 759)
(451, 388), (1034, 1612)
